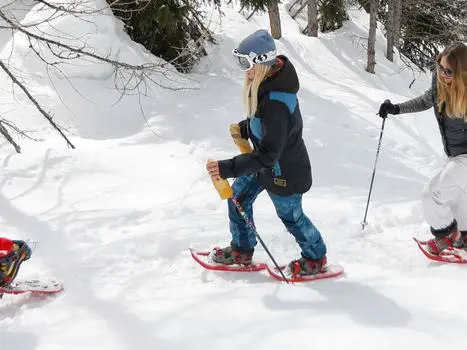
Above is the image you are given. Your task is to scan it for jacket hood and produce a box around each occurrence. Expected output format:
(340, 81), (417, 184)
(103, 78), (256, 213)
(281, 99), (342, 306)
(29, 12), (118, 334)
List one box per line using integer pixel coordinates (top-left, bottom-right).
(259, 55), (299, 95)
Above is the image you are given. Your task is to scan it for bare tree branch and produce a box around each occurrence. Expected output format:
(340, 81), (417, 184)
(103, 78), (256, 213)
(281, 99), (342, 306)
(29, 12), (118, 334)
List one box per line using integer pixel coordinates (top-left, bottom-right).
(0, 120), (22, 153)
(0, 0), (214, 151)
(0, 59), (75, 149)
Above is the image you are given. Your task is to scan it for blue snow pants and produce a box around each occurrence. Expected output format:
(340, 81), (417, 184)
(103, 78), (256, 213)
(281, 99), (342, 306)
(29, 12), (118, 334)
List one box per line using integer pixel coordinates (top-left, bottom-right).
(228, 175), (327, 260)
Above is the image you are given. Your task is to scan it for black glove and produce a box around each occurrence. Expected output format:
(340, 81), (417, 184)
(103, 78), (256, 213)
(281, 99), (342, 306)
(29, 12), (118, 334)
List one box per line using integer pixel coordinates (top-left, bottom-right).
(378, 99), (400, 119)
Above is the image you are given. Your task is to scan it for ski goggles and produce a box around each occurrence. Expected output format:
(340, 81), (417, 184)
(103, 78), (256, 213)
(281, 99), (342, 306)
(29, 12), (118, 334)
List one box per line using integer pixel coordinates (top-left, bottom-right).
(232, 48), (277, 71)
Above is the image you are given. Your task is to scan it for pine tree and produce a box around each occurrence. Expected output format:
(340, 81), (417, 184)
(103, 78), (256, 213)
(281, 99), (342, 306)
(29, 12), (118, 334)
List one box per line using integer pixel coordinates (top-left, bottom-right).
(360, 0), (466, 71)
(319, 0), (348, 32)
(399, 0), (466, 70)
(108, 0), (218, 73)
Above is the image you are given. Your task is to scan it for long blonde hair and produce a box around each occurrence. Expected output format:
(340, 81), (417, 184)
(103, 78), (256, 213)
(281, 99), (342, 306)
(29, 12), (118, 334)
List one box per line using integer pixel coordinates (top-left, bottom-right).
(243, 60), (281, 117)
(436, 42), (467, 121)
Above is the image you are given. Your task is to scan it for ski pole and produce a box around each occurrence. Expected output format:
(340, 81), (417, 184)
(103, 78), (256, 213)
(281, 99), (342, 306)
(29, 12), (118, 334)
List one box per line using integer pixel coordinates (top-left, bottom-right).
(361, 110), (387, 230)
(210, 173), (290, 283)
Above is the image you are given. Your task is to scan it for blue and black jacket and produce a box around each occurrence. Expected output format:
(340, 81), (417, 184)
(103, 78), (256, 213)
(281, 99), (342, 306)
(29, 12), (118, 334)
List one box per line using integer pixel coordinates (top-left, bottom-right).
(218, 55), (312, 196)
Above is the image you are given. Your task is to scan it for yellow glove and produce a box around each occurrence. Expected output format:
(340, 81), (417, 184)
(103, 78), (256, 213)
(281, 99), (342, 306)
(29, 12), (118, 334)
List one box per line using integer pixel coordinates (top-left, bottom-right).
(229, 123), (252, 154)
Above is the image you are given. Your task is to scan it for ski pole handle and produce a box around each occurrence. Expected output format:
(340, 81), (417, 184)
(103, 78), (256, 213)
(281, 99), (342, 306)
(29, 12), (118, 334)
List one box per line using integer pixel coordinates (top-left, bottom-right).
(233, 137), (253, 154)
(207, 158), (233, 200)
(230, 124), (253, 154)
(211, 175), (233, 200)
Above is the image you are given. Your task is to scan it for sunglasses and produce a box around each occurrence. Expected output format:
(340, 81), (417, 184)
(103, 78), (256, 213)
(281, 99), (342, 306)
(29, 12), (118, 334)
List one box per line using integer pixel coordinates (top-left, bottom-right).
(232, 48), (276, 71)
(437, 62), (454, 77)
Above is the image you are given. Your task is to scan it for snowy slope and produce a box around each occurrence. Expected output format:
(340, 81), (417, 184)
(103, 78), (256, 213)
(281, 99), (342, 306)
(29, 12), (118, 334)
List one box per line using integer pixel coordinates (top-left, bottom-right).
(1, 1), (466, 350)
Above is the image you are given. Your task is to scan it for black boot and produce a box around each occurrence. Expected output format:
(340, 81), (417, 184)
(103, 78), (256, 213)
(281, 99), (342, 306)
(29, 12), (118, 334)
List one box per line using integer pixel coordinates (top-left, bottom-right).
(456, 231), (467, 248)
(427, 220), (462, 254)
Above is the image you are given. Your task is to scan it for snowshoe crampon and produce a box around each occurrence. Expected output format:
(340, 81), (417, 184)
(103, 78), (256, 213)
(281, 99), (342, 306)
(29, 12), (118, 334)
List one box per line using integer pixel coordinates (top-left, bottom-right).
(189, 248), (267, 272)
(0, 279), (64, 295)
(266, 263), (345, 283)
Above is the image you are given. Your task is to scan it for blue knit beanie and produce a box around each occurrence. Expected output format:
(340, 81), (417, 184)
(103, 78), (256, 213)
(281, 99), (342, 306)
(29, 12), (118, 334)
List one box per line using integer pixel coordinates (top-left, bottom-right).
(236, 29), (277, 66)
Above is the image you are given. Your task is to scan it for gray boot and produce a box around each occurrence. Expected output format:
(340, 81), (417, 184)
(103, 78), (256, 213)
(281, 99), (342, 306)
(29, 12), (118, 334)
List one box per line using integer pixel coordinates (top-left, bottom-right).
(210, 245), (254, 265)
(287, 255), (327, 276)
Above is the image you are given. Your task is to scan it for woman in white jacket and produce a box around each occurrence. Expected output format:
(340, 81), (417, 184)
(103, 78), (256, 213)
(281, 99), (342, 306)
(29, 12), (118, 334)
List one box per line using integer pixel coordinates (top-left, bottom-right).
(378, 42), (467, 255)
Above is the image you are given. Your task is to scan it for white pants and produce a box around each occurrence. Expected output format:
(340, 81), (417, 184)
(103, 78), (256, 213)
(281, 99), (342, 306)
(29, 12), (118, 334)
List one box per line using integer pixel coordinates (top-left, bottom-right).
(422, 154), (467, 232)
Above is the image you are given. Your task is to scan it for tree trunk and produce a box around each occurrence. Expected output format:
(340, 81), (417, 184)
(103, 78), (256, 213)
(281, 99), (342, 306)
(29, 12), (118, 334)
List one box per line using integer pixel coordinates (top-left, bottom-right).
(393, 0), (402, 49)
(366, 0), (377, 73)
(268, 0), (282, 39)
(307, 0), (318, 36)
(386, 0), (394, 61)
(359, 0), (371, 13)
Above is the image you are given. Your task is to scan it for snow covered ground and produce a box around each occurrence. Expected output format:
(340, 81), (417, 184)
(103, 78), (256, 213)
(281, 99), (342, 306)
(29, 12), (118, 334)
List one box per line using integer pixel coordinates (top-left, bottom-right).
(1, 1), (466, 349)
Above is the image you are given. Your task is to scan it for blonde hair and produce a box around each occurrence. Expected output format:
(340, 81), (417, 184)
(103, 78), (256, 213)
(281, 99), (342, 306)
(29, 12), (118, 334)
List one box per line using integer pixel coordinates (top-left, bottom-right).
(436, 42), (467, 121)
(242, 59), (285, 117)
